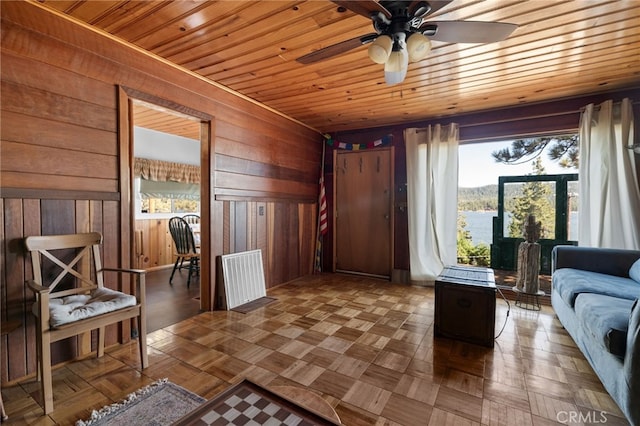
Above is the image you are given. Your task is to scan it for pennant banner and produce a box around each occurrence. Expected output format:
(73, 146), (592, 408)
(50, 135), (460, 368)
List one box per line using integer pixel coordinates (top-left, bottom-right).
(325, 134), (393, 150)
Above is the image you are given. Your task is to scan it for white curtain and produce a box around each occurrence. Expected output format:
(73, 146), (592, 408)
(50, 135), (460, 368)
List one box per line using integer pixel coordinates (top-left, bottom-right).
(578, 98), (640, 249)
(405, 124), (459, 284)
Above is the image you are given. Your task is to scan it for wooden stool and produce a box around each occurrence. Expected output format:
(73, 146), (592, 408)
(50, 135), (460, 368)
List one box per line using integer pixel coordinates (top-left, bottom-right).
(1, 320), (22, 422)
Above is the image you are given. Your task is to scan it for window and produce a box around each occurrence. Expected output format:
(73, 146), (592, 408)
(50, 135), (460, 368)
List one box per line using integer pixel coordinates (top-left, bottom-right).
(135, 177), (200, 215)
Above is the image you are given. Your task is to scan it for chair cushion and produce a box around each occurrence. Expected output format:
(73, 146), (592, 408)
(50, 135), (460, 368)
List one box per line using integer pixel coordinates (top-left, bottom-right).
(46, 288), (137, 327)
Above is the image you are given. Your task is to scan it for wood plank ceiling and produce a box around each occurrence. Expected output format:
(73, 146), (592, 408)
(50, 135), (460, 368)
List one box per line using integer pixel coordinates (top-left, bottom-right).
(39, 0), (640, 134)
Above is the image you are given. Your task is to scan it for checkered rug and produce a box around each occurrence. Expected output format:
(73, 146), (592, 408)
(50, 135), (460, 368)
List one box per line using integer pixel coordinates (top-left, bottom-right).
(174, 380), (340, 426)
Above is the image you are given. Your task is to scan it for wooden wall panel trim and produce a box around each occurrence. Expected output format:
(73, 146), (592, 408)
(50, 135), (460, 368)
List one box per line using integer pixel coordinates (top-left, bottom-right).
(286, 203), (299, 283)
(214, 188), (316, 203)
(1, 80), (116, 132)
(122, 86), (212, 122)
(117, 87), (132, 311)
(103, 200), (125, 343)
(75, 200), (92, 354)
(216, 119), (320, 161)
(1, 5), (320, 138)
(216, 108), (320, 152)
(216, 154), (318, 185)
(1, 141), (117, 179)
(1, 172), (117, 194)
(41, 199), (79, 364)
(222, 201), (231, 255)
(133, 219), (174, 269)
(215, 172), (317, 198)
(234, 201), (247, 253)
(0, 197), (5, 383)
(299, 203), (315, 276)
(216, 135), (320, 174)
(200, 119), (213, 311)
(1, 111), (116, 156)
(22, 199), (39, 375)
(2, 199), (27, 381)
(0, 19), (216, 125)
(266, 203), (275, 289)
(1, 50), (116, 108)
(0, 188), (119, 201)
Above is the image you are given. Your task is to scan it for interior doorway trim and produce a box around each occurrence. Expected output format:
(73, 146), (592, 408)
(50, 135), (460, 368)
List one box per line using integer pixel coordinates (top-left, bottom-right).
(118, 86), (213, 310)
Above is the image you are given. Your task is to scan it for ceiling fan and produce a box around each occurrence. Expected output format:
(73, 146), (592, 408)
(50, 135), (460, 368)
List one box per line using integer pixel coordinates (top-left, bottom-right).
(296, 0), (517, 85)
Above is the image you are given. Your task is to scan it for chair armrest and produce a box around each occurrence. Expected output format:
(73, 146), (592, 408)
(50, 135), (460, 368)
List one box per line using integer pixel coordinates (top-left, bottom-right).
(100, 268), (146, 302)
(552, 245), (640, 278)
(26, 279), (51, 294)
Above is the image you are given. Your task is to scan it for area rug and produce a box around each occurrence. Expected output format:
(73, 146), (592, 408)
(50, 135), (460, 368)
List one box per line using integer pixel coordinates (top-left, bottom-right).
(75, 378), (206, 426)
(231, 296), (277, 314)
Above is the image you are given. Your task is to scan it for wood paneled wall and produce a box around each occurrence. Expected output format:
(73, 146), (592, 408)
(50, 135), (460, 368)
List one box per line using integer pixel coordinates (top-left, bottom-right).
(134, 219), (174, 270)
(1, 198), (123, 382)
(1, 2), (321, 383)
(135, 200), (318, 285)
(220, 201), (317, 291)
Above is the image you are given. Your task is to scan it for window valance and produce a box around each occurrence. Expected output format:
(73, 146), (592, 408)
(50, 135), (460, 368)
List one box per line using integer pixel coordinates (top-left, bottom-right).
(139, 179), (200, 200)
(134, 158), (200, 184)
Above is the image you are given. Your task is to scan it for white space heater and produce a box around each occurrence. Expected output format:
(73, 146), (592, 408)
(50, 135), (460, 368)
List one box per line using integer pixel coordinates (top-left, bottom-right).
(219, 249), (266, 310)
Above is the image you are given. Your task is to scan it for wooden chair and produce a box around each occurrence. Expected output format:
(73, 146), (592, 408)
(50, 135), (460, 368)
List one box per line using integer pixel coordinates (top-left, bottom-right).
(182, 214), (200, 226)
(24, 232), (148, 414)
(182, 214), (201, 247)
(168, 216), (200, 288)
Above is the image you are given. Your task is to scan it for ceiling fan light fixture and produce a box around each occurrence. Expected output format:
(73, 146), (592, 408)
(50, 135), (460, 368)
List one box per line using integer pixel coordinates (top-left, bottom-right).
(406, 32), (431, 62)
(368, 35), (393, 64)
(384, 46), (408, 86)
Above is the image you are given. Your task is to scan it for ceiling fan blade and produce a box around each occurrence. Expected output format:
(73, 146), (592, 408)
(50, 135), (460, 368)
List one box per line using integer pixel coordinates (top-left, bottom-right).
(409, 0), (452, 17)
(331, 0), (391, 19)
(421, 21), (517, 43)
(296, 34), (377, 64)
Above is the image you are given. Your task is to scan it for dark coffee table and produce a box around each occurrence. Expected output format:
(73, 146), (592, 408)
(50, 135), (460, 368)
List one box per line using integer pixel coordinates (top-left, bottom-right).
(434, 265), (496, 348)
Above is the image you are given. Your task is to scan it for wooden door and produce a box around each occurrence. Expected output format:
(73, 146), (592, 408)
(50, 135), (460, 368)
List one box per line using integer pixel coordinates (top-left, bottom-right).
(334, 148), (393, 278)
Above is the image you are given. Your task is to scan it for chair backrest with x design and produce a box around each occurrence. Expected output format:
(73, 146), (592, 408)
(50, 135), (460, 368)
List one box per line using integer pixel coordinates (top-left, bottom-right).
(24, 232), (148, 414)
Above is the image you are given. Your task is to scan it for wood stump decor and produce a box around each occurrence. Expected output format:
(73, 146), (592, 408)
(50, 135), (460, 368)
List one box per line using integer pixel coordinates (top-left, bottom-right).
(513, 214), (545, 310)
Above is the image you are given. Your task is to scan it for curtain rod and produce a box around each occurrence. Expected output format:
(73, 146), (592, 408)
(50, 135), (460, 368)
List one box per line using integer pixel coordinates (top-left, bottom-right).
(579, 98), (634, 112)
(414, 123), (458, 134)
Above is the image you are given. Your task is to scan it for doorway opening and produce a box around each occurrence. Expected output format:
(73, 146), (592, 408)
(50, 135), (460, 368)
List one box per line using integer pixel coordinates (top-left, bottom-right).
(119, 88), (212, 331)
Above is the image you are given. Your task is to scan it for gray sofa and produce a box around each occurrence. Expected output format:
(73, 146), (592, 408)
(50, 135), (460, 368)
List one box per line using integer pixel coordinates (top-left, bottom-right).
(551, 246), (640, 426)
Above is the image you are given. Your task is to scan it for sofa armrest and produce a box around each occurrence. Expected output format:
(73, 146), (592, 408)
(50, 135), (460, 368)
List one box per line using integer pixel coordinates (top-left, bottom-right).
(552, 245), (640, 278)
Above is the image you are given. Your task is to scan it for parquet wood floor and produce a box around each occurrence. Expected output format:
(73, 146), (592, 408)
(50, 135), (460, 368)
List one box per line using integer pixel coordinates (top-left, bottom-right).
(1, 273), (629, 425)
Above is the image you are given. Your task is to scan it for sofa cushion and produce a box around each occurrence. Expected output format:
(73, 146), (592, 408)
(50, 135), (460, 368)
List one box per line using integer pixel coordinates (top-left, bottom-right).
(42, 288), (137, 328)
(630, 258), (640, 284)
(552, 268), (640, 307)
(575, 293), (635, 358)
